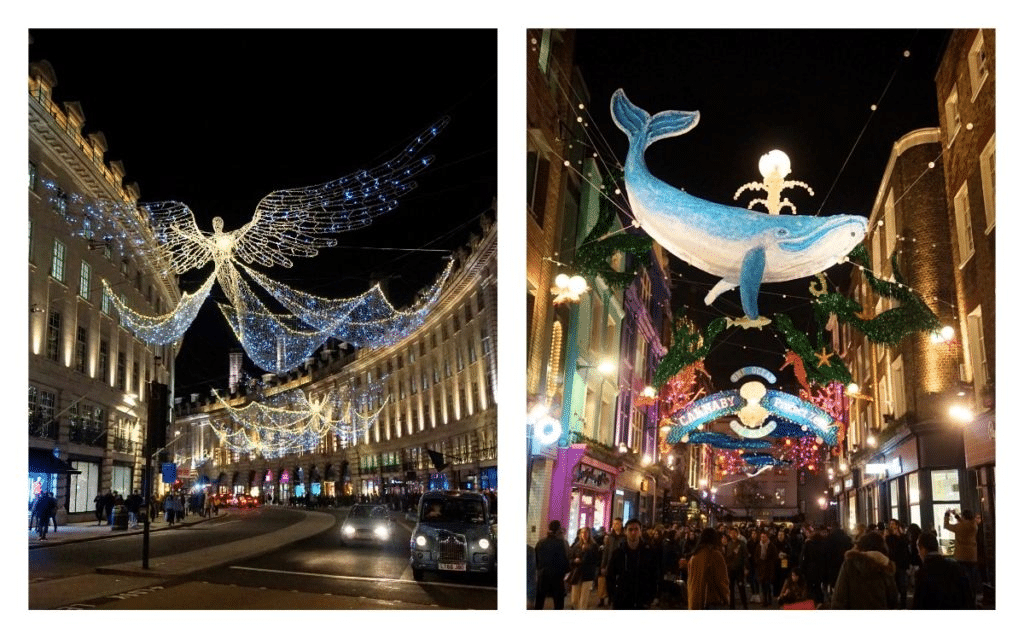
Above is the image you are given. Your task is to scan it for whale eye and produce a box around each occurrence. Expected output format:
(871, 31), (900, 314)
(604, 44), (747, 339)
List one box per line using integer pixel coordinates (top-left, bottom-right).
(775, 228), (789, 237)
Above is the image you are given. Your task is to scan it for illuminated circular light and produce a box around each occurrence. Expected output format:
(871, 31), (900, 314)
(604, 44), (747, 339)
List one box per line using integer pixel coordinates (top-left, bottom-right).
(534, 416), (562, 446)
(642, 454), (652, 466)
(374, 526), (389, 539)
(758, 149), (791, 178)
(867, 434), (877, 447)
(948, 404), (974, 423)
(640, 386), (657, 398)
(416, 535), (428, 547)
(839, 462), (848, 472)
(555, 273), (570, 288)
(343, 525), (355, 536)
(597, 360), (617, 376)
(568, 275), (588, 294)
(940, 326), (955, 341)
(478, 538), (491, 550)
(847, 383), (860, 395)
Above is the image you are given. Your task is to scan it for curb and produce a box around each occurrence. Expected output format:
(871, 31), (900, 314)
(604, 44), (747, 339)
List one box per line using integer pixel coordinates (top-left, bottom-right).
(29, 513), (227, 550)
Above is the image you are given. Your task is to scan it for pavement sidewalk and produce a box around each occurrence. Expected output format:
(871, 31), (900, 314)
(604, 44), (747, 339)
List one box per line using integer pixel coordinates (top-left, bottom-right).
(28, 510), (228, 549)
(29, 506), (338, 609)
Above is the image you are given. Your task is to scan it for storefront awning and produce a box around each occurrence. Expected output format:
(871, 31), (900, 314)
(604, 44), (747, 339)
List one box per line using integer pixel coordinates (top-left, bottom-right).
(29, 449), (81, 474)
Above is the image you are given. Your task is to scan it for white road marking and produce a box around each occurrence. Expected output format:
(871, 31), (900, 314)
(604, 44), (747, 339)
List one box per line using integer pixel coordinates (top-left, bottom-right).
(229, 566), (496, 592)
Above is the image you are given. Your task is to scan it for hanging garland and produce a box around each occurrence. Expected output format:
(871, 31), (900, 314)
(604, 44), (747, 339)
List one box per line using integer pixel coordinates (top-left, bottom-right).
(571, 171), (652, 289)
(813, 244), (941, 345)
(653, 316), (728, 390)
(773, 312), (852, 386)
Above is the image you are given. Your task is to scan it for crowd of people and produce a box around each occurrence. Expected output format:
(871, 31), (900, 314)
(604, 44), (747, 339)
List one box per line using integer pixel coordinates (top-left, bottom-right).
(532, 512), (981, 610)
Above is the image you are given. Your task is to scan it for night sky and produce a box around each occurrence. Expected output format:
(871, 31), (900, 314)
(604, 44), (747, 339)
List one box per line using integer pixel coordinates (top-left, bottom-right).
(29, 29), (497, 397)
(572, 29), (952, 390)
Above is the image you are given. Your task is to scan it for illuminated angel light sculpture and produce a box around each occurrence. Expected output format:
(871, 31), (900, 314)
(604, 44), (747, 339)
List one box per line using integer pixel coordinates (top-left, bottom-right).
(101, 117), (452, 371)
(208, 384), (388, 458)
(610, 90), (866, 324)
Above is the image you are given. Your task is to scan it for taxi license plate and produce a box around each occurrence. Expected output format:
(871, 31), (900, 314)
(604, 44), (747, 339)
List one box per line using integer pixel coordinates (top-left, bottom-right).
(438, 562), (467, 571)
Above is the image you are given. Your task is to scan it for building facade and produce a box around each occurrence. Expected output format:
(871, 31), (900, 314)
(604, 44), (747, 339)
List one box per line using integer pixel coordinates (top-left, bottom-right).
(29, 60), (180, 523)
(170, 217), (497, 506)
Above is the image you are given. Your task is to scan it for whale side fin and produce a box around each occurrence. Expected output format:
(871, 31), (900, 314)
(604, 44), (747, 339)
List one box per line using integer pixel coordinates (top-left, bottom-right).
(739, 246), (766, 319)
(704, 278), (737, 306)
(611, 89), (699, 149)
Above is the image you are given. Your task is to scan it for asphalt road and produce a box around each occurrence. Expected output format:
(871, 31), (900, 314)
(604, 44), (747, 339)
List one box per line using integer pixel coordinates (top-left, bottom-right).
(30, 506), (496, 610)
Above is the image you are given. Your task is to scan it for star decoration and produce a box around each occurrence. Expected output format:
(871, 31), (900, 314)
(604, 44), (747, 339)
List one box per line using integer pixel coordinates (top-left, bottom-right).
(814, 348), (834, 367)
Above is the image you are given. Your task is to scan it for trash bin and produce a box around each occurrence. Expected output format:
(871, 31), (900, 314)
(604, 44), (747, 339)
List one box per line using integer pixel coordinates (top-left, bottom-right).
(111, 505), (129, 530)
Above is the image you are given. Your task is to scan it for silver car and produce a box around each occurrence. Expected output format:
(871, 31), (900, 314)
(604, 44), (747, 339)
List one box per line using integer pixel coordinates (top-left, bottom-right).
(340, 504), (395, 545)
(408, 491), (496, 580)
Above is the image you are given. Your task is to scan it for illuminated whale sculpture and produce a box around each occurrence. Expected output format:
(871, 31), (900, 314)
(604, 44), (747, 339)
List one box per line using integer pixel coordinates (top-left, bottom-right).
(610, 89), (866, 321)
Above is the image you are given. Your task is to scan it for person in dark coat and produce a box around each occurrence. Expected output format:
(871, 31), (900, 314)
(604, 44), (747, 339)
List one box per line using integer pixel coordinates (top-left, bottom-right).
(93, 492), (105, 525)
(32, 492), (56, 540)
(125, 491), (143, 529)
(800, 525), (828, 605)
(533, 520), (570, 610)
(824, 526), (853, 594)
(597, 517), (624, 607)
(884, 519), (912, 608)
(606, 519), (659, 609)
(568, 526), (601, 609)
(773, 529), (792, 599)
(102, 491), (114, 525)
(686, 528), (731, 610)
(912, 532), (974, 609)
(753, 531), (779, 607)
(831, 531), (898, 609)
(724, 527), (749, 609)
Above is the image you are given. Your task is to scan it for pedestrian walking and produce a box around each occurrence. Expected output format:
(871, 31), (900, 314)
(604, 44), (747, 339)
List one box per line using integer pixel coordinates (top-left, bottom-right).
(93, 492), (105, 525)
(830, 531), (898, 609)
(753, 531), (779, 607)
(568, 526), (600, 609)
(597, 517), (624, 607)
(32, 492), (56, 540)
(686, 528), (730, 610)
(912, 532), (974, 609)
(534, 520), (570, 610)
(884, 519), (912, 608)
(724, 526), (749, 609)
(606, 519), (659, 609)
(800, 525), (828, 605)
(164, 493), (176, 525)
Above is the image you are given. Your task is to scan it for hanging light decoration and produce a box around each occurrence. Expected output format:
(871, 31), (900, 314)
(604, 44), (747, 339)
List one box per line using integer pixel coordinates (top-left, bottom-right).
(56, 118), (452, 372)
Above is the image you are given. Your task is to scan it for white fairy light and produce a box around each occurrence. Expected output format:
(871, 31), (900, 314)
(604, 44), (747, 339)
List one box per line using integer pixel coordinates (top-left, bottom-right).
(47, 118), (453, 372)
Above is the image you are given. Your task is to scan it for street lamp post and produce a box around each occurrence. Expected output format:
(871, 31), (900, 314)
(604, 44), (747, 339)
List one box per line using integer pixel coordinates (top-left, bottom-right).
(143, 358), (168, 569)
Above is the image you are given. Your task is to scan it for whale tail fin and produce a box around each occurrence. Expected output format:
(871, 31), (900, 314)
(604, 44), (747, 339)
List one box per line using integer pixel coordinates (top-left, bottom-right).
(611, 89), (700, 150)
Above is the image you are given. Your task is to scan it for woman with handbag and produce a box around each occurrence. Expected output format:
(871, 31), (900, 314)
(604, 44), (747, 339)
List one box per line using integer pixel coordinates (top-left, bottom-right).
(568, 526), (601, 609)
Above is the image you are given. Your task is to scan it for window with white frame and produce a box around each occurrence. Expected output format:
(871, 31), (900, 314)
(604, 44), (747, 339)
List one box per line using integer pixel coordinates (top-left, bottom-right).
(79, 261), (91, 300)
(968, 30), (990, 99)
(51, 239), (66, 282)
(967, 306), (988, 389)
(980, 135), (995, 233)
(944, 85), (961, 144)
(883, 190), (896, 266)
(891, 355), (906, 419)
(953, 181), (974, 266)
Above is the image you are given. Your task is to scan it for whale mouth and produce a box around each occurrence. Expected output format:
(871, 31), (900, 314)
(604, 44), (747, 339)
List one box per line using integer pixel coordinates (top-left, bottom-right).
(777, 217), (866, 253)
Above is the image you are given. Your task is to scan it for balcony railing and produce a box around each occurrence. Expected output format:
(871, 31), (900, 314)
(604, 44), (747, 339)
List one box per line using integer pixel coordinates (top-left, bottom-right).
(29, 418), (58, 440)
(68, 424), (106, 448)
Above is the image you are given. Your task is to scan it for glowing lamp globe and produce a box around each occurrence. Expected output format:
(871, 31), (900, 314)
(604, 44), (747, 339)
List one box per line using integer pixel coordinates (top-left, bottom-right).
(847, 383), (860, 395)
(759, 149), (791, 179)
(554, 273), (571, 289)
(567, 275), (588, 295)
(533, 416), (562, 446)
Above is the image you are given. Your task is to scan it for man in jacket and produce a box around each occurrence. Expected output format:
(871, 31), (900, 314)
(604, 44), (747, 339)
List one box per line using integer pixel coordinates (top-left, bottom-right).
(912, 532), (974, 609)
(597, 517), (624, 607)
(884, 519), (911, 608)
(533, 520), (570, 609)
(606, 519), (658, 609)
(753, 531), (778, 607)
(800, 525), (828, 605)
(831, 531), (898, 609)
(724, 527), (749, 609)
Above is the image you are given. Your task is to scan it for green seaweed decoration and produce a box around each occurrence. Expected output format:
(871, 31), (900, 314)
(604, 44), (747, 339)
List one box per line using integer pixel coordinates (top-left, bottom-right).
(571, 172), (652, 289)
(653, 316), (728, 389)
(773, 312), (852, 386)
(813, 244), (941, 345)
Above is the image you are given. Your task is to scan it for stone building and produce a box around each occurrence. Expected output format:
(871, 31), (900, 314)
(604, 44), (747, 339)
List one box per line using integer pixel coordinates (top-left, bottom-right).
(29, 60), (180, 523)
(170, 216), (497, 505)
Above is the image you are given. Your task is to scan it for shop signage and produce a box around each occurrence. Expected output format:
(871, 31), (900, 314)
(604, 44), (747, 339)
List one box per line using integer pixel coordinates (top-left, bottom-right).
(162, 463), (177, 484)
(865, 457), (902, 476)
(573, 463), (611, 489)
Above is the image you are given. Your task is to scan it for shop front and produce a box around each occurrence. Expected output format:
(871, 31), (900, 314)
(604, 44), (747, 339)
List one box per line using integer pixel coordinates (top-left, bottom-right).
(29, 448), (81, 524)
(565, 457), (616, 542)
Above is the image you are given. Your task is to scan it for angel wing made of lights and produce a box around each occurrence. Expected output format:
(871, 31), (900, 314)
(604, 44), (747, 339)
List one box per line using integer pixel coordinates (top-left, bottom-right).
(101, 117), (452, 365)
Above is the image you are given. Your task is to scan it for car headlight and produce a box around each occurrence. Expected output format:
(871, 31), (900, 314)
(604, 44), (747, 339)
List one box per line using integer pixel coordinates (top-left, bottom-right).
(416, 535), (428, 547)
(343, 525), (355, 536)
(478, 538), (491, 550)
(374, 526), (389, 539)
